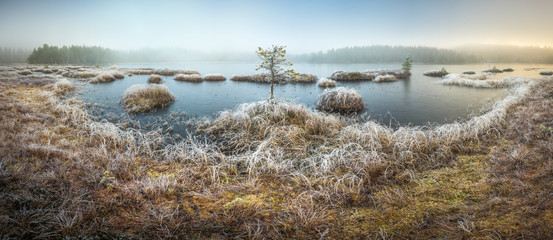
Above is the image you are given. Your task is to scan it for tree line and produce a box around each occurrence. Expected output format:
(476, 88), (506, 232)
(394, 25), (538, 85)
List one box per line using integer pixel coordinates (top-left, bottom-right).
(2, 44), (553, 65)
(293, 45), (553, 64)
(26, 44), (114, 64)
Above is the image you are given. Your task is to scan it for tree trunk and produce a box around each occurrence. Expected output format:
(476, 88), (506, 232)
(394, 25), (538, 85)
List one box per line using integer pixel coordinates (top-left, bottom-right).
(269, 58), (275, 100)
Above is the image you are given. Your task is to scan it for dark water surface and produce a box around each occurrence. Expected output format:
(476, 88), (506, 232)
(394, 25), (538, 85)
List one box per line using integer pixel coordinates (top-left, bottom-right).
(77, 63), (550, 130)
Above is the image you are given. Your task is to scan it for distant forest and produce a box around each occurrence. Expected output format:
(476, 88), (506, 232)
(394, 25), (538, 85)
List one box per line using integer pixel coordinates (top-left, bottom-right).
(293, 46), (480, 64)
(27, 44), (113, 64)
(294, 45), (553, 64)
(2, 44), (553, 65)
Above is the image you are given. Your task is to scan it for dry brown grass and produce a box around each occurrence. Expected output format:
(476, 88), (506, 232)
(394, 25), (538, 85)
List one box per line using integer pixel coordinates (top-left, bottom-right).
(174, 73), (202, 82)
(90, 73), (116, 84)
(203, 73), (226, 81)
(120, 84), (175, 113)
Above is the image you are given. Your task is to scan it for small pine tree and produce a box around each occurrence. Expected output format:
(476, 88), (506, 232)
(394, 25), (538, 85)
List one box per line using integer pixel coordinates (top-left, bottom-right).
(255, 45), (296, 100)
(401, 55), (413, 72)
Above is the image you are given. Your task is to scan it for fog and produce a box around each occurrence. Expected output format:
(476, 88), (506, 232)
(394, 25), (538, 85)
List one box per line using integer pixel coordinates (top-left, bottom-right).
(1, 0), (553, 55)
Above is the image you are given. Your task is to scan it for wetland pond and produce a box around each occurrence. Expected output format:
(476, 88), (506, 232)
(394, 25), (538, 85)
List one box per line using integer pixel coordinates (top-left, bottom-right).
(77, 63), (551, 134)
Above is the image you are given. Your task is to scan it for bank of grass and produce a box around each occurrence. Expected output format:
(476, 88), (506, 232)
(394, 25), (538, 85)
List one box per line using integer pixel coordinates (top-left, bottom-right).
(0, 66), (552, 239)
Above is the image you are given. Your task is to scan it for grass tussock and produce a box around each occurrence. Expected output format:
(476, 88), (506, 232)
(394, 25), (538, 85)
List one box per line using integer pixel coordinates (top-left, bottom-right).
(317, 78), (336, 88)
(203, 73), (226, 81)
(174, 73), (202, 82)
(62, 71), (98, 79)
(147, 74), (163, 84)
(317, 87), (364, 113)
(230, 74), (271, 83)
(90, 73), (116, 84)
(120, 84), (175, 113)
(374, 74), (397, 82)
(1, 64), (551, 238)
(52, 79), (75, 96)
(540, 70), (553, 75)
(18, 70), (32, 76)
(291, 73), (318, 83)
(424, 69), (449, 77)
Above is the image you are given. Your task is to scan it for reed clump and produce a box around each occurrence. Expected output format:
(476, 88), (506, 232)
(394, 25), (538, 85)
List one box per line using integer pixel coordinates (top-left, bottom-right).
(174, 73), (202, 82)
(374, 74), (397, 82)
(291, 73), (318, 83)
(62, 71), (98, 79)
(317, 78), (336, 87)
(424, 68), (449, 77)
(203, 73), (226, 81)
(52, 79), (75, 96)
(125, 68), (199, 76)
(120, 84), (175, 113)
(18, 70), (32, 76)
(317, 87), (364, 113)
(230, 74), (271, 83)
(148, 74), (163, 84)
(90, 73), (116, 84)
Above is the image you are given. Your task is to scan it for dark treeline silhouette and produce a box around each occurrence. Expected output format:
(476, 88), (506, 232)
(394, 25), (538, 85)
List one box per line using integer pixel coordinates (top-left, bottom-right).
(293, 45), (481, 64)
(27, 44), (114, 64)
(0, 47), (31, 63)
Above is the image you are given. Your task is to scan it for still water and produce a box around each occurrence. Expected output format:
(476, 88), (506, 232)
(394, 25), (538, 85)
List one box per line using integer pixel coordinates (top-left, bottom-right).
(77, 63), (550, 128)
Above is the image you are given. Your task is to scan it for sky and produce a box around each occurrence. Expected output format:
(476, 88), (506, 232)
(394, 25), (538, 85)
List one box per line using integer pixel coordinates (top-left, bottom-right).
(1, 0), (552, 53)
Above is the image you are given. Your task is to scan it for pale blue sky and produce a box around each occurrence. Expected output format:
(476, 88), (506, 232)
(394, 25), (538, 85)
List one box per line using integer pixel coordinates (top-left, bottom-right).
(1, 0), (552, 53)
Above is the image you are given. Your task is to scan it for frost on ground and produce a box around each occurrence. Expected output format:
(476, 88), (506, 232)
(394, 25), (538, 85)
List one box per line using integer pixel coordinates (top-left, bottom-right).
(441, 73), (533, 88)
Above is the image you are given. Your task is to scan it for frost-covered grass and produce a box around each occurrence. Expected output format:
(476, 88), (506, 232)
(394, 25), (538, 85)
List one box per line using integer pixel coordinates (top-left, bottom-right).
(1, 65), (550, 239)
(125, 68), (199, 76)
(120, 84), (175, 113)
(52, 79), (75, 96)
(441, 74), (532, 88)
(374, 74), (397, 82)
(317, 87), (364, 113)
(291, 73), (318, 83)
(147, 74), (163, 84)
(424, 69), (449, 77)
(204, 73), (226, 81)
(331, 70), (410, 81)
(90, 73), (116, 84)
(18, 70), (32, 75)
(317, 78), (336, 87)
(174, 73), (203, 82)
(230, 74), (271, 83)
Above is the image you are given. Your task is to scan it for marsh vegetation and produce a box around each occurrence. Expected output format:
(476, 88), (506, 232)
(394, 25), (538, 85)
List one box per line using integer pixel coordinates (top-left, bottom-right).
(1, 64), (552, 239)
